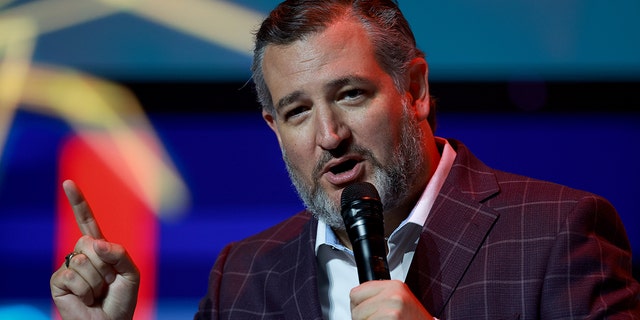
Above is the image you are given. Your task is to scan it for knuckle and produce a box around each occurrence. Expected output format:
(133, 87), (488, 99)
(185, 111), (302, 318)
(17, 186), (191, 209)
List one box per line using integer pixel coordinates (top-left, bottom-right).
(62, 268), (77, 282)
(75, 235), (93, 249)
(72, 253), (89, 267)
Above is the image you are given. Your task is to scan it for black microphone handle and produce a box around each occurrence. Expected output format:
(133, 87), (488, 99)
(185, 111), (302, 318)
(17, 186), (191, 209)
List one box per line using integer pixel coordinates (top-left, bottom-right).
(345, 209), (391, 283)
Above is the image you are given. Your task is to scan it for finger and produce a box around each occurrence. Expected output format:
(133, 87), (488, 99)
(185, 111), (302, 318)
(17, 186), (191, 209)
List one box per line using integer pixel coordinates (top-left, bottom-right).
(93, 239), (139, 282)
(350, 281), (385, 319)
(350, 280), (386, 306)
(350, 280), (432, 320)
(62, 179), (105, 239)
(66, 252), (106, 300)
(71, 236), (118, 294)
(51, 264), (96, 306)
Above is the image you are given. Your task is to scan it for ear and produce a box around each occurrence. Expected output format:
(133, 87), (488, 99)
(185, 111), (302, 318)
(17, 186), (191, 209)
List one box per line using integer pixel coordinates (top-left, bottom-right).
(262, 109), (283, 146)
(407, 57), (430, 121)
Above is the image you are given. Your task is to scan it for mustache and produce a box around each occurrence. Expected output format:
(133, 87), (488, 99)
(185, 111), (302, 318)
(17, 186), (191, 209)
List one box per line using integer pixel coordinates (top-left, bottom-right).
(311, 144), (377, 182)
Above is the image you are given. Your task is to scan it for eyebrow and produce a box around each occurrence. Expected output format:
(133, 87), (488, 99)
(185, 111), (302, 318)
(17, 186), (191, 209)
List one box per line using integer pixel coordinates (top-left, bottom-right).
(274, 76), (374, 112)
(275, 90), (304, 112)
(325, 76), (372, 91)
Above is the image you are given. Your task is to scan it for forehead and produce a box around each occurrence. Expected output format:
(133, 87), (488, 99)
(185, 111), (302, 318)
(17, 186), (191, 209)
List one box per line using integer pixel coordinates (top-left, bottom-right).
(261, 17), (388, 100)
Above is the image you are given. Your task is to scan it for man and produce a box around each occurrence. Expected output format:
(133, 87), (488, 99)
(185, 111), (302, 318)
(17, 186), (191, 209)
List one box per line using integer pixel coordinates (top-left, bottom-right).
(51, 0), (640, 319)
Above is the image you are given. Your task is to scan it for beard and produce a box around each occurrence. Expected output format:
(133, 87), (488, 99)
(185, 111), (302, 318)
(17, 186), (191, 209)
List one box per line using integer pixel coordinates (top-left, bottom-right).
(281, 102), (425, 230)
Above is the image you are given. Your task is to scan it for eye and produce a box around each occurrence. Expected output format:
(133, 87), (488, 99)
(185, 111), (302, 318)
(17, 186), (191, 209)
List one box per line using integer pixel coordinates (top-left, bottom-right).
(338, 88), (367, 105)
(283, 105), (309, 121)
(343, 89), (365, 100)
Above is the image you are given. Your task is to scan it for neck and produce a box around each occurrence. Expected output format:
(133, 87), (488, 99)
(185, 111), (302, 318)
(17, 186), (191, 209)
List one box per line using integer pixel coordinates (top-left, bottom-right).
(335, 136), (443, 250)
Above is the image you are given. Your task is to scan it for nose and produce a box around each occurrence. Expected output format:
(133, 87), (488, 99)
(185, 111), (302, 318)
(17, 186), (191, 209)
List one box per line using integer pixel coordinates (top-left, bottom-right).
(315, 105), (350, 151)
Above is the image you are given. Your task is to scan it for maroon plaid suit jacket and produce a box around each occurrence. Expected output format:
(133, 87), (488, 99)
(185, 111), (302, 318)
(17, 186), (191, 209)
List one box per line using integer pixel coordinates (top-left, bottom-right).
(196, 139), (640, 319)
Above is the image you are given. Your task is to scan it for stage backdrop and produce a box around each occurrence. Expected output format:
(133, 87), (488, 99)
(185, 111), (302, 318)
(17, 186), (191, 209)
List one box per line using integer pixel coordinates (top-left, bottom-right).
(0, 1), (638, 319)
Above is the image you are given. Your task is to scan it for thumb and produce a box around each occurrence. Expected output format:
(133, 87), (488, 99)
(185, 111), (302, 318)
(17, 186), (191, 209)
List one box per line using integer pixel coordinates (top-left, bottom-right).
(93, 239), (140, 281)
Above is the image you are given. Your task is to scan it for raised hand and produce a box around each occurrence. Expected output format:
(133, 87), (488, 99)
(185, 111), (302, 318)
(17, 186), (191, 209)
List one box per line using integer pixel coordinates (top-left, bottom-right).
(50, 180), (140, 320)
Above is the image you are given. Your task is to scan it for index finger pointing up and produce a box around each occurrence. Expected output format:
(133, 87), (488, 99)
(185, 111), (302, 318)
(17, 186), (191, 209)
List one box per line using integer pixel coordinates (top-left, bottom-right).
(62, 179), (105, 239)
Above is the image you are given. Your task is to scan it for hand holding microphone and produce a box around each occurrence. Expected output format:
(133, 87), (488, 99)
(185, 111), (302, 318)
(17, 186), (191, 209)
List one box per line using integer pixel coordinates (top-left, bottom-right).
(341, 182), (433, 319)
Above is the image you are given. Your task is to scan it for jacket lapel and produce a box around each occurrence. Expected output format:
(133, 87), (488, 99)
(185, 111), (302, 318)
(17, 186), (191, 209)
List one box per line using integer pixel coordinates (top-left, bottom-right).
(406, 139), (501, 317)
(279, 214), (325, 320)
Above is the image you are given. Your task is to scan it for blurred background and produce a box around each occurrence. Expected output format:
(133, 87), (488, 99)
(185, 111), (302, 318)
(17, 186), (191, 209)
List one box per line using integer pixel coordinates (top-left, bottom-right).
(0, 0), (638, 319)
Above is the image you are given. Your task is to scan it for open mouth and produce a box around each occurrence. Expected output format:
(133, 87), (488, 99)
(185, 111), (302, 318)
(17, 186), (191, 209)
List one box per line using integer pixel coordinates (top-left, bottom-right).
(329, 159), (359, 174)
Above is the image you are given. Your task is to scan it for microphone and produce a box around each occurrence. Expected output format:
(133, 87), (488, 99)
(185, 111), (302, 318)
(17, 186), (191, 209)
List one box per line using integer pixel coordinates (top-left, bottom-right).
(340, 182), (390, 283)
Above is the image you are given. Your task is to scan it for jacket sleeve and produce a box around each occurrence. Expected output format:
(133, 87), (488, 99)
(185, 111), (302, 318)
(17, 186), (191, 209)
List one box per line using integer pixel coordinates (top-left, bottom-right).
(194, 243), (234, 320)
(540, 195), (640, 318)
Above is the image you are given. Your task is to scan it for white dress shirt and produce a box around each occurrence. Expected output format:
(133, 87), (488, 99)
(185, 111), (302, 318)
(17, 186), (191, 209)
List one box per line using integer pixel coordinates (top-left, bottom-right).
(316, 138), (457, 319)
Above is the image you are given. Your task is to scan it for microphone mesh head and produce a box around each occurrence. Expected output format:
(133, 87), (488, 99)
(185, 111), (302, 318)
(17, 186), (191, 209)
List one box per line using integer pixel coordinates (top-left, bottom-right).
(341, 182), (381, 209)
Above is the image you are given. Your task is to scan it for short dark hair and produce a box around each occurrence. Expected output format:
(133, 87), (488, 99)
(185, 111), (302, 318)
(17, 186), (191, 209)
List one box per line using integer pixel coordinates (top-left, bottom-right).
(252, 0), (435, 130)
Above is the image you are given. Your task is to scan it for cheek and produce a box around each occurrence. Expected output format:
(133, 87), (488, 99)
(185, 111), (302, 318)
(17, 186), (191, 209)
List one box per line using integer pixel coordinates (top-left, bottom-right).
(361, 110), (404, 155)
(279, 131), (316, 170)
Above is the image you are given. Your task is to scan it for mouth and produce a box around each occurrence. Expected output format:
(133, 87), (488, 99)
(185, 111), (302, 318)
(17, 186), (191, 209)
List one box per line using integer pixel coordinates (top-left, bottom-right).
(329, 159), (359, 174)
(322, 158), (364, 185)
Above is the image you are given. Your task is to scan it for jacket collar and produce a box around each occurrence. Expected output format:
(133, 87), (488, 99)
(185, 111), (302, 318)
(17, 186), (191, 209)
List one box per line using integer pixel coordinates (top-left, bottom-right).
(406, 139), (501, 317)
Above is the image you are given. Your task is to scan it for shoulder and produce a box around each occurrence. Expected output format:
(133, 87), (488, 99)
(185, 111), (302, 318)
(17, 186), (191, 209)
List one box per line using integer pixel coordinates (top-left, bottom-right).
(489, 164), (616, 220)
(446, 138), (621, 232)
(199, 211), (321, 318)
(237, 210), (315, 244)
(216, 210), (316, 268)
(448, 138), (610, 206)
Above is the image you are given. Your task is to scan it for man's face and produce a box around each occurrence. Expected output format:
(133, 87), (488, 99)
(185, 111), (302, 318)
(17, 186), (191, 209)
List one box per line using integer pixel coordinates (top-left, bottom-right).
(261, 17), (427, 229)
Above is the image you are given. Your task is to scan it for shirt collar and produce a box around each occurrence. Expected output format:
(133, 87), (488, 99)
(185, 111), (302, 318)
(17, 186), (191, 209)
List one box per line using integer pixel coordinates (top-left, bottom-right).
(315, 137), (456, 254)
(390, 137), (456, 237)
(315, 219), (347, 254)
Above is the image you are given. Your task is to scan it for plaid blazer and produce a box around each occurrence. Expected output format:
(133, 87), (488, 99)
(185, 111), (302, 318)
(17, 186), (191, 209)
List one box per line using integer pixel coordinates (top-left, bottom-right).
(195, 139), (640, 319)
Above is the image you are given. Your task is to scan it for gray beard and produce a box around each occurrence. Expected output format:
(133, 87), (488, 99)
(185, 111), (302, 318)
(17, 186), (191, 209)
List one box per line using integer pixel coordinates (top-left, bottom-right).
(282, 104), (425, 230)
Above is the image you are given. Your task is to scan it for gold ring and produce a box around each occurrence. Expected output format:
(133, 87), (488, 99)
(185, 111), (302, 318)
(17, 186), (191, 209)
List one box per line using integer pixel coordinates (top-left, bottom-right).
(65, 251), (82, 268)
